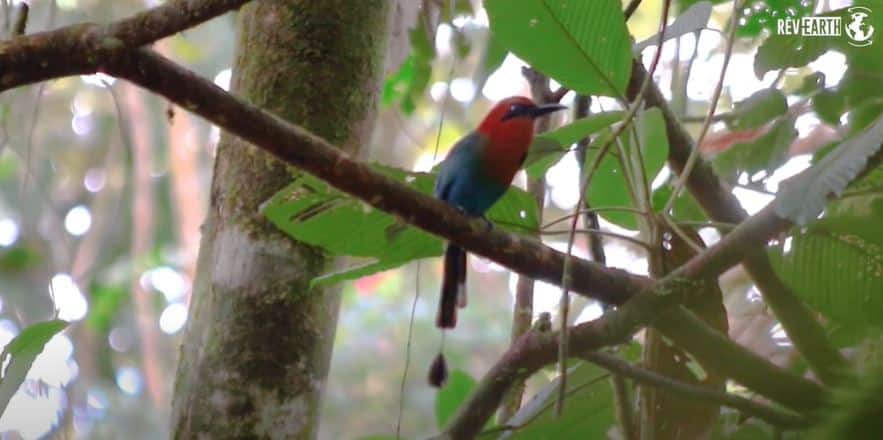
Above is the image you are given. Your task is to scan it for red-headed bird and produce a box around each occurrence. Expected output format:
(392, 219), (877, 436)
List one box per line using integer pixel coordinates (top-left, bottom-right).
(434, 96), (566, 329)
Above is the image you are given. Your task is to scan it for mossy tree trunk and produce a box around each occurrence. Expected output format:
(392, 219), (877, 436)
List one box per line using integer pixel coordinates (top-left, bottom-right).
(171, 1), (390, 437)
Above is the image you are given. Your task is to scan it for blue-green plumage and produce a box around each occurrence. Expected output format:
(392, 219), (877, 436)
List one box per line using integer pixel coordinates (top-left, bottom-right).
(434, 132), (509, 328)
(434, 132), (509, 216)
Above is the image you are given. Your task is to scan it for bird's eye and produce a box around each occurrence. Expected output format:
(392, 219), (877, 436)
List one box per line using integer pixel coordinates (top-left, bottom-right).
(509, 104), (520, 113)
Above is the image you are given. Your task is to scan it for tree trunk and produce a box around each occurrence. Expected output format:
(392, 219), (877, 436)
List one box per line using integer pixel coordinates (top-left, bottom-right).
(171, 1), (390, 438)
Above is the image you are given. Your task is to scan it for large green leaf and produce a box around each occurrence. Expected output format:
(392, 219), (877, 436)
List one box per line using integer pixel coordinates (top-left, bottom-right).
(503, 361), (614, 439)
(435, 369), (477, 428)
(774, 115), (883, 225)
(525, 111), (624, 180)
(586, 108), (669, 230)
(0, 319), (69, 417)
(485, 0), (632, 96)
(770, 230), (882, 347)
(262, 165), (539, 287)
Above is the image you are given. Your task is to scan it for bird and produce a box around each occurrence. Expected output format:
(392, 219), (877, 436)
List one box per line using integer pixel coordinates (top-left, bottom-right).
(429, 96), (566, 386)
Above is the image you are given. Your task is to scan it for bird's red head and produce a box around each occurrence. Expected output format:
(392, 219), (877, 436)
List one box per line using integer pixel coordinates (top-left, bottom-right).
(475, 96), (567, 184)
(477, 96), (567, 151)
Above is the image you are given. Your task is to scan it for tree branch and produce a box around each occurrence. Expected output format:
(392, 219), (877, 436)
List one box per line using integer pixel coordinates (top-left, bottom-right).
(580, 351), (811, 429)
(627, 61), (849, 385)
(0, 0), (248, 90)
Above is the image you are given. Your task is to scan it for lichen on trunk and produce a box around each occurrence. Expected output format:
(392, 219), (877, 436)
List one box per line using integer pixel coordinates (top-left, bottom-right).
(170, 1), (390, 438)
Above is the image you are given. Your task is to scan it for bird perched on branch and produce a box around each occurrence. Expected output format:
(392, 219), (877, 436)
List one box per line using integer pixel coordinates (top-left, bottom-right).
(429, 96), (566, 387)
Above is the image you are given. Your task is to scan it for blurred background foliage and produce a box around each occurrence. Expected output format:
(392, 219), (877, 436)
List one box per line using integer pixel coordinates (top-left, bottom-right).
(0, 0), (882, 439)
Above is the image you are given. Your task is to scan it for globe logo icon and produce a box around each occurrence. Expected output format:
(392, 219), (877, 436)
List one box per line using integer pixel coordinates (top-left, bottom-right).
(845, 6), (874, 47)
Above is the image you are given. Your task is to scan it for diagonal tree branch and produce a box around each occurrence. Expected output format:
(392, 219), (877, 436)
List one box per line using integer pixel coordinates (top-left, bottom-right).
(627, 61), (849, 385)
(0, 0), (248, 90)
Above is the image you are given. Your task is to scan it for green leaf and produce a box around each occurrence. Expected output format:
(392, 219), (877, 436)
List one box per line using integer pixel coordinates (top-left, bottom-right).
(0, 245), (40, 272)
(713, 115), (796, 180)
(0, 319), (69, 417)
(435, 369), (477, 428)
(633, 108), (670, 188)
(382, 19), (435, 114)
(813, 88), (847, 126)
(634, 1), (713, 53)
(525, 111), (624, 180)
(774, 115), (883, 225)
(652, 184), (708, 223)
(725, 89), (788, 132)
(86, 284), (128, 333)
(263, 165), (539, 287)
(505, 362), (614, 439)
(485, 0), (632, 96)
(770, 230), (883, 347)
(585, 108), (669, 229)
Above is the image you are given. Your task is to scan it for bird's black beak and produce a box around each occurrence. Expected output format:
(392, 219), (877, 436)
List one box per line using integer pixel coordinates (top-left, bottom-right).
(529, 103), (567, 118)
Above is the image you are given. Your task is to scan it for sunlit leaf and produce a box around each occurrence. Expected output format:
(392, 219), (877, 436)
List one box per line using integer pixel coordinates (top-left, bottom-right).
(525, 111), (624, 180)
(486, 0), (632, 96)
(0, 319), (69, 417)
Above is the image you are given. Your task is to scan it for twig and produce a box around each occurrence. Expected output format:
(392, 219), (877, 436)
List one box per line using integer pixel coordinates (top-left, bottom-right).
(540, 229), (650, 250)
(624, 0), (643, 19)
(580, 352), (811, 429)
(541, 206), (649, 230)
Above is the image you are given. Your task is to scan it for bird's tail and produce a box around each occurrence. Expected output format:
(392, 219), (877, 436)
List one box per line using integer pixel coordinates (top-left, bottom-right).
(436, 244), (467, 329)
